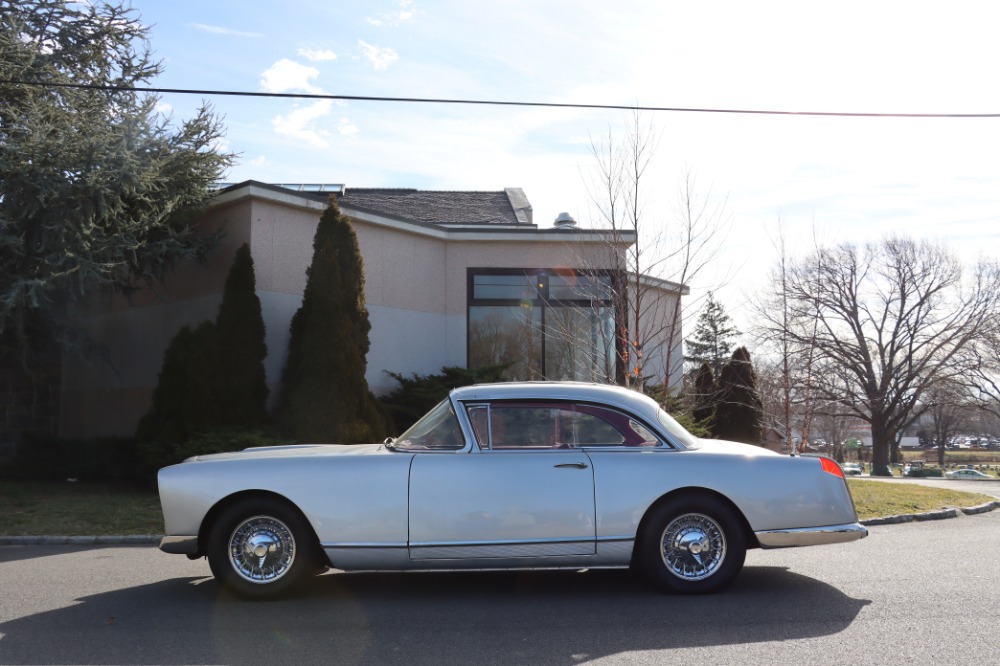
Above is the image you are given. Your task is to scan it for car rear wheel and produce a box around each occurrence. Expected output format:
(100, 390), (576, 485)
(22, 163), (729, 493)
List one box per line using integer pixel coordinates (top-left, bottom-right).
(638, 495), (747, 594)
(207, 497), (316, 599)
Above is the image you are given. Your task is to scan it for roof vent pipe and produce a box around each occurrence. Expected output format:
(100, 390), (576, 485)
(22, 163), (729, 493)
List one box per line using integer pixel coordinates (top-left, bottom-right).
(553, 212), (577, 229)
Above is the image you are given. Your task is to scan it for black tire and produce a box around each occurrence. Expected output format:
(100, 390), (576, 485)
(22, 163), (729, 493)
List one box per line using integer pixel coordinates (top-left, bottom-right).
(637, 494), (747, 594)
(207, 497), (317, 600)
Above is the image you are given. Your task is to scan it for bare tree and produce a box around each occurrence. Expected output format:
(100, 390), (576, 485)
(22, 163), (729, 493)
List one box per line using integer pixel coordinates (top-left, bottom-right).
(924, 380), (973, 465)
(966, 319), (1000, 419)
(765, 236), (1000, 475)
(583, 110), (730, 397)
(753, 223), (823, 453)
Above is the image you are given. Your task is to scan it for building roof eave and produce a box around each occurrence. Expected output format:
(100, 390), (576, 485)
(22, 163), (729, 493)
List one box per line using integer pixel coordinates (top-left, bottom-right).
(207, 181), (636, 246)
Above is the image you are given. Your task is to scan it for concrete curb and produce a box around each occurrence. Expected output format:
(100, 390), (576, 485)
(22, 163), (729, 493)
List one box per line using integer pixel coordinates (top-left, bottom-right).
(0, 535), (160, 546)
(861, 500), (1000, 526)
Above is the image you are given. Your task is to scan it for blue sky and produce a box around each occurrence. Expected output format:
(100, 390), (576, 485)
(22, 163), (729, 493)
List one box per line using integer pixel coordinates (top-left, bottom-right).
(135, 0), (1000, 329)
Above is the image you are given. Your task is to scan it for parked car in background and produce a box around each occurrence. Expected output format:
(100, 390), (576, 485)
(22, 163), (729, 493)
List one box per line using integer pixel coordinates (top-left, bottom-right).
(842, 463), (863, 476)
(945, 469), (994, 480)
(157, 382), (868, 599)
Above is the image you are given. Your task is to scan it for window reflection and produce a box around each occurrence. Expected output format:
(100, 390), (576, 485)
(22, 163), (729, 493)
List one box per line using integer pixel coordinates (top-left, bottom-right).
(468, 269), (616, 382)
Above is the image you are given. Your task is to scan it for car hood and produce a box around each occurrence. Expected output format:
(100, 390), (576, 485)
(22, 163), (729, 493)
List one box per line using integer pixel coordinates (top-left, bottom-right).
(695, 439), (781, 456)
(186, 443), (386, 462)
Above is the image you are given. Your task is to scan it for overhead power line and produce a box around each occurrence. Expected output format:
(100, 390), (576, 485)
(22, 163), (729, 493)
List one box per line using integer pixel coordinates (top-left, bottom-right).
(5, 79), (1000, 118)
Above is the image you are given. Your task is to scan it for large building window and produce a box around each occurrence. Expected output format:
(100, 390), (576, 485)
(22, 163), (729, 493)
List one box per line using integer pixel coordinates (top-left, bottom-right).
(467, 269), (617, 382)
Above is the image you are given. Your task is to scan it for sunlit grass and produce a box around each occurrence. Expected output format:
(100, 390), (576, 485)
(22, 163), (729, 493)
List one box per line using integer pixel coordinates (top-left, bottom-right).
(847, 479), (995, 520)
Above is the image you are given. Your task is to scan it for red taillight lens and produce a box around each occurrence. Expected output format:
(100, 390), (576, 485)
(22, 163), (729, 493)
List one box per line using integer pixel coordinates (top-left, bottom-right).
(821, 457), (845, 478)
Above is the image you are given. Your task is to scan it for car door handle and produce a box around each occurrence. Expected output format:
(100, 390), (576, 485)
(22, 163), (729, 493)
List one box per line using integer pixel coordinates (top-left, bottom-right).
(554, 462), (589, 469)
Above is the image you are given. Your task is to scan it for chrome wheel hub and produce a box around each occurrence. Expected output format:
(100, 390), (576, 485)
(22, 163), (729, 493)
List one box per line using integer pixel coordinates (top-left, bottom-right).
(229, 516), (296, 584)
(660, 513), (727, 581)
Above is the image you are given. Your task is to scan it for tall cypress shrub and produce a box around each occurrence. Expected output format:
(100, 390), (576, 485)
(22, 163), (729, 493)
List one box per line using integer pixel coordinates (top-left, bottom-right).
(691, 362), (717, 426)
(714, 347), (763, 444)
(214, 243), (268, 427)
(136, 243), (271, 474)
(135, 321), (220, 472)
(275, 199), (385, 442)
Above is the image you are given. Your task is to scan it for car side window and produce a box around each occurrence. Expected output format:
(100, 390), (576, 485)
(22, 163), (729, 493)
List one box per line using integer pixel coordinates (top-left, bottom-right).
(489, 404), (574, 449)
(464, 401), (660, 449)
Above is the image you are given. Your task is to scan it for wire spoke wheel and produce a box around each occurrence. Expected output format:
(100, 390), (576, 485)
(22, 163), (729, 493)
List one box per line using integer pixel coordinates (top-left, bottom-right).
(638, 495), (747, 594)
(228, 515), (297, 584)
(659, 513), (727, 581)
(208, 497), (319, 599)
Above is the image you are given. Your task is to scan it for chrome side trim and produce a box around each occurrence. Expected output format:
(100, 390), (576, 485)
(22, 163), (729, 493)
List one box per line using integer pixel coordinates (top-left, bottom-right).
(408, 536), (594, 548)
(159, 535), (199, 555)
(320, 542), (408, 549)
(755, 523), (869, 549)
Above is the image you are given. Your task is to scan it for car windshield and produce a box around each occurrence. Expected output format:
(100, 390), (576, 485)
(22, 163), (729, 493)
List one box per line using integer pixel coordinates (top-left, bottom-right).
(656, 408), (699, 449)
(392, 399), (465, 450)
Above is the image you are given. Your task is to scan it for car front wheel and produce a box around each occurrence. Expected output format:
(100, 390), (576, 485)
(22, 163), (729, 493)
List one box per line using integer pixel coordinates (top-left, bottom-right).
(207, 497), (315, 599)
(638, 495), (747, 594)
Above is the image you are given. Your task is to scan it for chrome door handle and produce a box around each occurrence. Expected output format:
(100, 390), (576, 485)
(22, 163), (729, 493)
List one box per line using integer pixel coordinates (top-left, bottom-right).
(554, 462), (589, 469)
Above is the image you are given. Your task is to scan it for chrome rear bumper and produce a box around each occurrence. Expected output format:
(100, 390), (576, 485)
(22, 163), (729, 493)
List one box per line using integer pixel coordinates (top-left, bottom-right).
(755, 522), (869, 549)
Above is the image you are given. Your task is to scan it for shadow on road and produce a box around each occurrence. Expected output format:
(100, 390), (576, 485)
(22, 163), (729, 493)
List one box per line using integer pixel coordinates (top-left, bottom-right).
(0, 566), (870, 665)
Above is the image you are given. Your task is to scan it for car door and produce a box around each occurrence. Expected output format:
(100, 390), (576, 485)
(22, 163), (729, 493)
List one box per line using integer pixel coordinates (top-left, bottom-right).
(408, 401), (596, 560)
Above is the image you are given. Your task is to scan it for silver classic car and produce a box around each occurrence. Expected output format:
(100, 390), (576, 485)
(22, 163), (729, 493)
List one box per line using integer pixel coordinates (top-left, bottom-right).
(158, 382), (867, 599)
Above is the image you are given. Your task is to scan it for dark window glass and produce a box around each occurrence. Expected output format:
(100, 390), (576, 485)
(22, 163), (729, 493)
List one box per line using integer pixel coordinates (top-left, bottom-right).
(468, 305), (543, 380)
(468, 269), (616, 382)
(469, 401), (660, 450)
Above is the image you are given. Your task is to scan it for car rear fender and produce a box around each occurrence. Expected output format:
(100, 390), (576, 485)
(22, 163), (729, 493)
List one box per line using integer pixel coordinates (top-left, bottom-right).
(631, 488), (760, 566)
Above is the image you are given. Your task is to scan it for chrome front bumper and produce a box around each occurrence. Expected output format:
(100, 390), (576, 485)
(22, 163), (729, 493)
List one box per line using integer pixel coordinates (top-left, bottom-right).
(755, 522), (869, 549)
(159, 535), (199, 555)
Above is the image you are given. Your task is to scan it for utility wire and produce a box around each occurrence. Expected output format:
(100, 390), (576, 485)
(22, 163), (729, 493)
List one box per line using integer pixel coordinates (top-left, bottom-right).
(5, 79), (1000, 118)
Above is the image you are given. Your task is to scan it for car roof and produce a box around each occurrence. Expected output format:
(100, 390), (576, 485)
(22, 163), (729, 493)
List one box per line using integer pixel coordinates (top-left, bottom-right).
(450, 381), (665, 425)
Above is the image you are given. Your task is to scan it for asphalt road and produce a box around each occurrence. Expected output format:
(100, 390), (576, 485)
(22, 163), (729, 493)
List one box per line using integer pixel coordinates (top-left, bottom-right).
(2, 496), (999, 666)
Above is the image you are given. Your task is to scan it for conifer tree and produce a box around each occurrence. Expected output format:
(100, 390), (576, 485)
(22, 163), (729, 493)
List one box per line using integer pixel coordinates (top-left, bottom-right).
(714, 346), (763, 444)
(691, 362), (718, 426)
(136, 244), (270, 471)
(686, 292), (740, 375)
(275, 199), (386, 442)
(135, 322), (219, 446)
(0, 1), (231, 368)
(213, 244), (268, 427)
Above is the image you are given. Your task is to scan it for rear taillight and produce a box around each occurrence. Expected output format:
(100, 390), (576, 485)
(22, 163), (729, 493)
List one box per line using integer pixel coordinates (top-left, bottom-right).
(820, 457), (845, 478)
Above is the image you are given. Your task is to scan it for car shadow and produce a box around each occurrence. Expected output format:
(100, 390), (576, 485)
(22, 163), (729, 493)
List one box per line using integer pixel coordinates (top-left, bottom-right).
(0, 566), (870, 665)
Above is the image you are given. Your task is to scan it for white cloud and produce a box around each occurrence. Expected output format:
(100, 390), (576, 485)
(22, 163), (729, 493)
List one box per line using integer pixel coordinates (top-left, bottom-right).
(298, 48), (337, 62)
(357, 40), (399, 70)
(249, 155), (268, 168)
(366, 0), (418, 27)
(190, 23), (262, 38)
(338, 119), (360, 137)
(272, 100), (334, 147)
(154, 101), (172, 115)
(260, 59), (323, 94)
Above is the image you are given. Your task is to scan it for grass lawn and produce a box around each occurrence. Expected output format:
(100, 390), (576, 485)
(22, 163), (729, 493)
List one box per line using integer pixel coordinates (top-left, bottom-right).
(0, 479), (995, 536)
(0, 482), (163, 536)
(847, 479), (996, 520)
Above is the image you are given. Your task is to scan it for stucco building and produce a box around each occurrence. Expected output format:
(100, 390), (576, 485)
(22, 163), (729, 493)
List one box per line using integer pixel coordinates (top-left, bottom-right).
(57, 181), (687, 439)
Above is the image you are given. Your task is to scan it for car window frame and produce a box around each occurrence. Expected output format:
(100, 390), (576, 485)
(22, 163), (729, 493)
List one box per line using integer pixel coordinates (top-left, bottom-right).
(460, 399), (675, 452)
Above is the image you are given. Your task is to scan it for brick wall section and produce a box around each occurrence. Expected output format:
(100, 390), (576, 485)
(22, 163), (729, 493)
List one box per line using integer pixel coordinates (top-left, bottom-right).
(0, 357), (61, 460)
